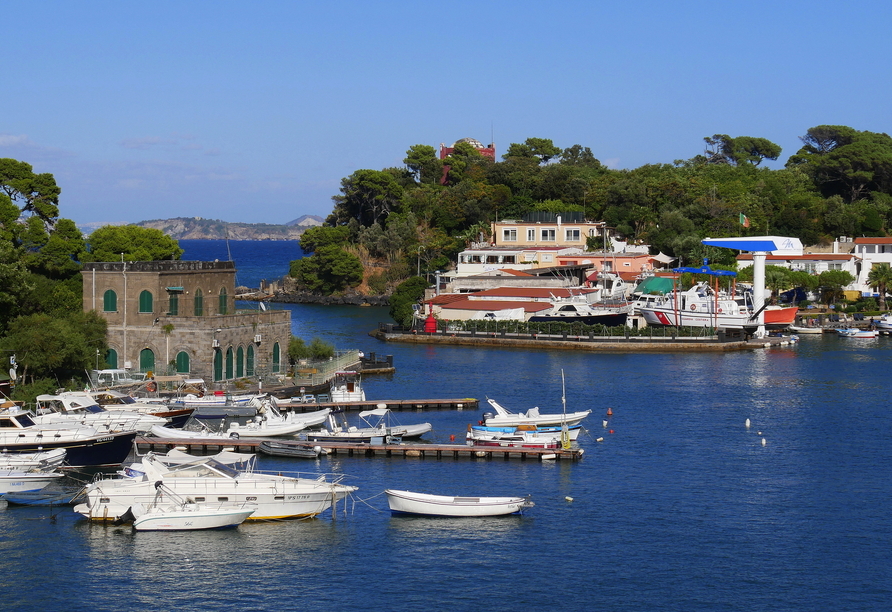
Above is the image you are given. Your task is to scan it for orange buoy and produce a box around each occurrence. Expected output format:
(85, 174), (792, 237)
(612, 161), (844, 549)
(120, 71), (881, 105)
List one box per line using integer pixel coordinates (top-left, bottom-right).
(606, 407), (613, 416)
(609, 429), (615, 434)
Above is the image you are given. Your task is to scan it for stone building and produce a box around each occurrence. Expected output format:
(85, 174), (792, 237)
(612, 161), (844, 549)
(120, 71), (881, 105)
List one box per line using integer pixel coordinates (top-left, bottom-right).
(81, 261), (291, 383)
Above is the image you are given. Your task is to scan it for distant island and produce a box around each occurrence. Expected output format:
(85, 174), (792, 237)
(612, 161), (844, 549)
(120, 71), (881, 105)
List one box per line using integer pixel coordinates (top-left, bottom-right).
(134, 215), (324, 240)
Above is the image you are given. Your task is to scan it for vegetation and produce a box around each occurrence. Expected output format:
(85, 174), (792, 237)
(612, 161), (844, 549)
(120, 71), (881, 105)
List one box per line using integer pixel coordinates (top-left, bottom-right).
(287, 336), (336, 364)
(0, 157), (186, 401)
(288, 126), (892, 313)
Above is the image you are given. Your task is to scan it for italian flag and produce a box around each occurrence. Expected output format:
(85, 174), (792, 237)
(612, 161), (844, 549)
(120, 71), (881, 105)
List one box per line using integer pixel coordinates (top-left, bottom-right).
(739, 213), (750, 228)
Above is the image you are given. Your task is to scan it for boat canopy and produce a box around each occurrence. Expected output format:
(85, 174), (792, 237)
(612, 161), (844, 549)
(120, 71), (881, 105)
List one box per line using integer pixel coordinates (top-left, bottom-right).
(358, 408), (390, 418)
(672, 265), (736, 276)
(633, 276), (675, 296)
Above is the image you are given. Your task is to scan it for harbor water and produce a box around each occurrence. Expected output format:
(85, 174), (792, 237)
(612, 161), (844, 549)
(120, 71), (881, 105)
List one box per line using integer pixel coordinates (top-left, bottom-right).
(2, 240), (891, 611)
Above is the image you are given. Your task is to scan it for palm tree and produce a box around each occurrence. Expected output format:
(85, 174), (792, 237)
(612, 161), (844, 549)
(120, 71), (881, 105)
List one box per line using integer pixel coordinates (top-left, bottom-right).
(867, 263), (892, 311)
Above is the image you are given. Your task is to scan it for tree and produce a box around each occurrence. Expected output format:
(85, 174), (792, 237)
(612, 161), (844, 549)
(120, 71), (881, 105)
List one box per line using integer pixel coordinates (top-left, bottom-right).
(503, 138), (561, 165)
(867, 263), (892, 311)
(328, 169), (404, 227)
(85, 225), (183, 262)
(786, 125), (892, 203)
(289, 245), (363, 294)
(560, 144), (601, 168)
(703, 134), (781, 166)
(818, 269), (855, 307)
(389, 276), (428, 326)
(404, 144), (444, 185)
(298, 225), (351, 254)
(0, 158), (61, 230)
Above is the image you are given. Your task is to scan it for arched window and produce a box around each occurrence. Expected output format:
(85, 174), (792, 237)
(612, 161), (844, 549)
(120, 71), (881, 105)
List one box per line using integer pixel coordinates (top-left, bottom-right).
(194, 288), (204, 316)
(219, 288), (228, 315)
(246, 345), (255, 377)
(236, 346), (244, 378)
(175, 351), (190, 374)
(213, 349), (223, 381)
(139, 290), (153, 313)
(272, 342), (281, 373)
(103, 290), (117, 312)
(105, 348), (118, 368)
(139, 348), (155, 374)
(225, 347), (234, 379)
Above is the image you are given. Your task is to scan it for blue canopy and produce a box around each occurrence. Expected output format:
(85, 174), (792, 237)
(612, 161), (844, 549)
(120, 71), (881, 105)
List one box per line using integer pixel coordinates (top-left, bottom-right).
(672, 265), (737, 277)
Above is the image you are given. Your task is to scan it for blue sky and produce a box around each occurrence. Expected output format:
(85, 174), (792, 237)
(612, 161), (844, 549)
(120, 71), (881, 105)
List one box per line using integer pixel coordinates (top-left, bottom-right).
(4, 1), (890, 227)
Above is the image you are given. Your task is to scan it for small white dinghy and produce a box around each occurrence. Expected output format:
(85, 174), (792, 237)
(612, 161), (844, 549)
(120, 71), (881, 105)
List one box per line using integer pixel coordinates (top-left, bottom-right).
(130, 482), (255, 531)
(385, 489), (534, 517)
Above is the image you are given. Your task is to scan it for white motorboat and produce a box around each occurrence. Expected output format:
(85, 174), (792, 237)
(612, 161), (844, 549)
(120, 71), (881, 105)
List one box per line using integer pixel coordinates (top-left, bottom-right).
(385, 489), (534, 517)
(34, 392), (167, 434)
(0, 468), (66, 495)
(637, 278), (797, 330)
(74, 452), (356, 522)
(788, 324), (824, 334)
(0, 407), (137, 467)
(306, 408), (432, 443)
(89, 390), (195, 428)
(837, 328), (879, 339)
(329, 371), (366, 402)
(483, 398), (590, 428)
(528, 288), (631, 327)
(0, 449), (67, 470)
(130, 482), (255, 531)
(874, 314), (892, 330)
(149, 407), (330, 439)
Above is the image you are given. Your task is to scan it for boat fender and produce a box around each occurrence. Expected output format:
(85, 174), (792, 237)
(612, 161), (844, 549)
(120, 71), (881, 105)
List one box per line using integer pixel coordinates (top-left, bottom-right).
(690, 304), (697, 311)
(467, 423), (472, 432)
(145, 381), (157, 393)
(717, 308), (723, 313)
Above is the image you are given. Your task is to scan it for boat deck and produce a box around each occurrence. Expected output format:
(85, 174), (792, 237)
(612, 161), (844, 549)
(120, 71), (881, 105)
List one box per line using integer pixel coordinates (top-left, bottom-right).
(136, 437), (583, 462)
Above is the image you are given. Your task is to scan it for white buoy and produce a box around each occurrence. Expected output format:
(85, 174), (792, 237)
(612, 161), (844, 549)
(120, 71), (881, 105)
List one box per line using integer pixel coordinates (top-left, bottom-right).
(603, 420), (608, 428)
(761, 438), (767, 446)
(565, 496), (574, 502)
(745, 418), (751, 429)
(596, 437), (604, 442)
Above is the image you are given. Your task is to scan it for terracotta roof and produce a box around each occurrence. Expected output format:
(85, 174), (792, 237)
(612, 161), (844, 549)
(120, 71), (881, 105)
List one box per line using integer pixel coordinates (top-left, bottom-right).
(854, 237), (892, 244)
(500, 269), (534, 276)
(468, 287), (597, 299)
(438, 300), (552, 313)
(427, 293), (469, 306)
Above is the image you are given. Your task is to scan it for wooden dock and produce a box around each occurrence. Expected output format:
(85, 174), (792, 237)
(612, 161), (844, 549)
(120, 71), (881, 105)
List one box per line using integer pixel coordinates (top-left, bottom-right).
(135, 436), (583, 462)
(277, 398), (479, 413)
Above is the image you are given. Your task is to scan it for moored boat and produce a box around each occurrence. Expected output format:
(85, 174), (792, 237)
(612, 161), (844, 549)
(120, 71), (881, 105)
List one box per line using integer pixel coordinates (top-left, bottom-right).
(0, 469), (66, 495)
(259, 440), (325, 459)
(306, 408), (432, 443)
(385, 489), (534, 517)
(130, 482), (256, 531)
(482, 398), (590, 428)
(837, 328), (878, 338)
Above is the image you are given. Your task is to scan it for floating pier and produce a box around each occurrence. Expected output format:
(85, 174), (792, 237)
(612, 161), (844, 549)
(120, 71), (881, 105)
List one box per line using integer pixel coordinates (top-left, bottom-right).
(135, 437), (583, 462)
(278, 398), (479, 413)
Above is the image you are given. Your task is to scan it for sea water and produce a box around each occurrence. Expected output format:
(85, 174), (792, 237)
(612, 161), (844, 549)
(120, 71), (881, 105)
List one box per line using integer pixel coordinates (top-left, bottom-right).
(2, 241), (891, 611)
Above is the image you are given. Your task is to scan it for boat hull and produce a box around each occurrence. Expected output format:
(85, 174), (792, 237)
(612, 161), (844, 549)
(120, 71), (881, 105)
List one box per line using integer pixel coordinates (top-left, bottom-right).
(385, 489), (533, 517)
(258, 441), (322, 459)
(0, 471), (65, 494)
(132, 506), (255, 531)
(0, 430), (138, 467)
(528, 312), (629, 327)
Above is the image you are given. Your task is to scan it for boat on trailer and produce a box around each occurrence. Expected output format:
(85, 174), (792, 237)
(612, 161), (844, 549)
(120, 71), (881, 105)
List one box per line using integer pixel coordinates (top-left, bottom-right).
(385, 489), (534, 517)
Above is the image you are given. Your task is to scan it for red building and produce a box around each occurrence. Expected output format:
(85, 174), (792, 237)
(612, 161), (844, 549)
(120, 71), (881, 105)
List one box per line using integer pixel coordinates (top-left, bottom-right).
(439, 137), (496, 160)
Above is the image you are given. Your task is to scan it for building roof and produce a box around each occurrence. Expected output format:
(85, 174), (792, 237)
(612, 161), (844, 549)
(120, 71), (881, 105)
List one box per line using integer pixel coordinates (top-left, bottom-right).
(467, 287), (597, 300)
(438, 300), (552, 313)
(854, 237), (892, 244)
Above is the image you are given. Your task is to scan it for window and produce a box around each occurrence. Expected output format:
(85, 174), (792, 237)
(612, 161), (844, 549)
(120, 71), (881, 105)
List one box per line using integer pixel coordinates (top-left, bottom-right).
(139, 348), (155, 374)
(272, 342), (281, 373)
(103, 290), (117, 312)
(565, 229), (581, 242)
(138, 290), (153, 313)
(194, 289), (204, 316)
(527, 229), (535, 241)
(225, 347), (234, 379)
(542, 254), (554, 263)
(246, 345), (255, 377)
(502, 228), (517, 242)
(175, 351), (190, 374)
(541, 229), (556, 241)
(213, 349), (223, 381)
(236, 346), (244, 378)
(168, 293), (179, 315)
(219, 288), (228, 315)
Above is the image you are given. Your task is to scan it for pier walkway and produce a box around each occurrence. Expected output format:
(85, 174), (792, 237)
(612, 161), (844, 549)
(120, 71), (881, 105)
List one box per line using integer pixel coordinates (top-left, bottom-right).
(135, 436), (583, 462)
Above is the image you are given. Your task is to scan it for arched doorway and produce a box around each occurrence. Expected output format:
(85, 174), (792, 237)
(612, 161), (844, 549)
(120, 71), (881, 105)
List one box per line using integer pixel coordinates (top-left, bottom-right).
(213, 349), (223, 381)
(139, 348), (155, 374)
(175, 351), (190, 374)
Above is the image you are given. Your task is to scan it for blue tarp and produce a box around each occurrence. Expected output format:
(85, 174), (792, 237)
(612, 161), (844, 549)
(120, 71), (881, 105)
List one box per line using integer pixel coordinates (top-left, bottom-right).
(672, 265), (737, 276)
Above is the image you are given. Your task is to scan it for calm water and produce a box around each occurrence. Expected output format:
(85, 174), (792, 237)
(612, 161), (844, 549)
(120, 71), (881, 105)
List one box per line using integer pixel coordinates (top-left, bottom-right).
(3, 241), (891, 611)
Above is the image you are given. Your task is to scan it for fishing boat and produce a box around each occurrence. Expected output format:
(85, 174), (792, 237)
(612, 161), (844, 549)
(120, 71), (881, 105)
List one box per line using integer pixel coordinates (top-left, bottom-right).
(468, 423), (582, 444)
(385, 489), (534, 517)
(130, 482), (256, 531)
(306, 408), (432, 443)
(73, 452), (356, 522)
(258, 440), (325, 459)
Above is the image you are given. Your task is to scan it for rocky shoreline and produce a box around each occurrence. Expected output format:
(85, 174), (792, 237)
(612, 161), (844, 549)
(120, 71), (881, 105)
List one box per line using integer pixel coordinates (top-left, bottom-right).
(269, 290), (389, 307)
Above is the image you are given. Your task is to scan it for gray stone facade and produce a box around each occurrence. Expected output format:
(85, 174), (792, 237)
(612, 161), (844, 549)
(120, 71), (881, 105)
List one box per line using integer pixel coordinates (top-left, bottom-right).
(82, 261), (291, 383)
